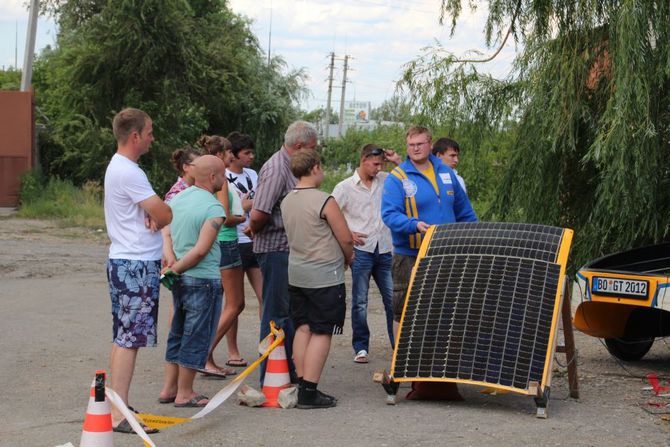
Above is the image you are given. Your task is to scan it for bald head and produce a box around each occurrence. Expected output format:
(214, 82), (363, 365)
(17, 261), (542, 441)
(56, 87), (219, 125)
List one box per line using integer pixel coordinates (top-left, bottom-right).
(192, 154), (226, 193)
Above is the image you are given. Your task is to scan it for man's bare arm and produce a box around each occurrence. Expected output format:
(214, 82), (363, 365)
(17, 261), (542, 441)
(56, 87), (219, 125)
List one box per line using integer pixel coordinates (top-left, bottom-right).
(139, 195), (172, 229)
(249, 209), (271, 234)
(170, 217), (223, 274)
(161, 225), (177, 267)
(322, 198), (354, 265)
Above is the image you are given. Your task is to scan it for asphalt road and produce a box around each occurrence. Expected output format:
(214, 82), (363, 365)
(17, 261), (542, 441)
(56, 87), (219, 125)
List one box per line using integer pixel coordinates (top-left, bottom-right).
(1, 217), (670, 447)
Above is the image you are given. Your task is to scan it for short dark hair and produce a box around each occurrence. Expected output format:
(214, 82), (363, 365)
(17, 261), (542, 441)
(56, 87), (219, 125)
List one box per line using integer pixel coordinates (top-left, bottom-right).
(227, 131), (255, 158)
(432, 137), (460, 156)
(112, 108), (150, 144)
(290, 150), (321, 178)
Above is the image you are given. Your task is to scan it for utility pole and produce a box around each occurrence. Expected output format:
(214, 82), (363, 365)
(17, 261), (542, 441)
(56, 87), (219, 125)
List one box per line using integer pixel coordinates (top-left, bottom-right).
(338, 55), (349, 138)
(324, 52), (335, 139)
(20, 0), (39, 91)
(15, 20), (18, 69)
(267, 0), (273, 66)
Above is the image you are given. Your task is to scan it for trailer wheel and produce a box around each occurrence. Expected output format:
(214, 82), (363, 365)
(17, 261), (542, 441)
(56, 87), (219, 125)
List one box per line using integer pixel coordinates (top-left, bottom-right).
(604, 337), (654, 361)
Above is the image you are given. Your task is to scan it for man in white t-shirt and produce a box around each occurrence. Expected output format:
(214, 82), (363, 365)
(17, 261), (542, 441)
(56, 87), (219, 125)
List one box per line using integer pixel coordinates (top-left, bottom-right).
(104, 108), (172, 434)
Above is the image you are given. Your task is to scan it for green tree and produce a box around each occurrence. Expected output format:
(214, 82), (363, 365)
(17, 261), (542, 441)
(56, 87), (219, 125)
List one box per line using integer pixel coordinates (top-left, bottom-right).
(400, 0), (670, 267)
(34, 0), (306, 193)
(370, 95), (414, 123)
(0, 68), (21, 90)
(301, 107), (338, 124)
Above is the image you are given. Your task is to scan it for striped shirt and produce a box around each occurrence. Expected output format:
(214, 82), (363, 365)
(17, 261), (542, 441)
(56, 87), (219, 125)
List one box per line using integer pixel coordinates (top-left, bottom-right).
(252, 146), (296, 253)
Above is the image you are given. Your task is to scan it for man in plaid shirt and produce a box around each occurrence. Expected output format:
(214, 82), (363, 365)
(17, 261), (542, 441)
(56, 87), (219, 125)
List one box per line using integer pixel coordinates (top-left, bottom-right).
(248, 121), (318, 385)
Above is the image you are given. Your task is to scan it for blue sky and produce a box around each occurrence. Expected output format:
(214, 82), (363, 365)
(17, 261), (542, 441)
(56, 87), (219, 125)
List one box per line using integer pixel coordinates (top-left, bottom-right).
(1, 0), (517, 110)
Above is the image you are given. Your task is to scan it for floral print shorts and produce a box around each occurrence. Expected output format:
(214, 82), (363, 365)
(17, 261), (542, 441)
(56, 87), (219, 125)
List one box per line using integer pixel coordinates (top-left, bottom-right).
(107, 259), (161, 348)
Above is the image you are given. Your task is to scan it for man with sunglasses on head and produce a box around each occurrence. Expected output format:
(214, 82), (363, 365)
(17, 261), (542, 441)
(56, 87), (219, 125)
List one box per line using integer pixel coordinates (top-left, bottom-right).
(382, 126), (477, 339)
(332, 144), (401, 364)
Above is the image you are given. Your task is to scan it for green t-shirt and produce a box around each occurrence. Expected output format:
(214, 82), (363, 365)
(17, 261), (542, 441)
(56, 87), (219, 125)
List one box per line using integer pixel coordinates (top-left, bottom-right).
(217, 189), (243, 242)
(169, 186), (225, 279)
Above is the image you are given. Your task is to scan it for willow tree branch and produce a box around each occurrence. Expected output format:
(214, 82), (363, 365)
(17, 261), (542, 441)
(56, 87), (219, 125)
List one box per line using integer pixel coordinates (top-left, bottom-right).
(452, 0), (522, 64)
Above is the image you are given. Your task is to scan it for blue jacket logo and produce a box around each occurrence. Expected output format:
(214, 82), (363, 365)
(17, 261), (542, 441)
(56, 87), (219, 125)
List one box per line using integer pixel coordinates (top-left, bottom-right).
(402, 179), (418, 197)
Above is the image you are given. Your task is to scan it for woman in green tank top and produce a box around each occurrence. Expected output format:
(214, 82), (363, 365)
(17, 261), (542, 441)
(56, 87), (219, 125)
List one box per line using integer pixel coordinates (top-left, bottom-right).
(200, 135), (246, 376)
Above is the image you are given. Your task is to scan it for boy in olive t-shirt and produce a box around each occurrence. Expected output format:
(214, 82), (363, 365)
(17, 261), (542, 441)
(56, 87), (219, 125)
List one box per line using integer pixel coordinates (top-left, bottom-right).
(280, 150), (354, 409)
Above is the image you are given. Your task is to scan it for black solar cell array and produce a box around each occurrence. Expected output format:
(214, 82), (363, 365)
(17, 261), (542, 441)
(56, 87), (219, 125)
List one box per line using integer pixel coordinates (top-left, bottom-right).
(393, 222), (567, 391)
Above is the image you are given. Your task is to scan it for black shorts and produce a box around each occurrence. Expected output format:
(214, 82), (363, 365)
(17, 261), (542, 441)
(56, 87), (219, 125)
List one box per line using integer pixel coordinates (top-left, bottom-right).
(392, 254), (417, 322)
(238, 242), (259, 270)
(289, 283), (346, 335)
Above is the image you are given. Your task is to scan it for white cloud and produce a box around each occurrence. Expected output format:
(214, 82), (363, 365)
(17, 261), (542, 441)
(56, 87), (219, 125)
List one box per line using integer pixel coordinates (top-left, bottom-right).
(229, 0), (517, 108)
(0, 0), (30, 20)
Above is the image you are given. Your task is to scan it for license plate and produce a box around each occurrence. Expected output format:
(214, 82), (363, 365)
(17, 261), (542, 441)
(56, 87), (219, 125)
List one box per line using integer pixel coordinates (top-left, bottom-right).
(592, 276), (649, 299)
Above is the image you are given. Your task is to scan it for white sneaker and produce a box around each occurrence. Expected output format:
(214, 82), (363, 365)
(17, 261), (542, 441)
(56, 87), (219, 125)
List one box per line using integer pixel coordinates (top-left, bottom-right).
(354, 350), (369, 363)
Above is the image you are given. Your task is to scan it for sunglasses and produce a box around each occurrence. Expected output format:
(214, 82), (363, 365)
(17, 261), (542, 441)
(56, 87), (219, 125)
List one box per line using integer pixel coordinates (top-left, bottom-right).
(364, 147), (385, 158)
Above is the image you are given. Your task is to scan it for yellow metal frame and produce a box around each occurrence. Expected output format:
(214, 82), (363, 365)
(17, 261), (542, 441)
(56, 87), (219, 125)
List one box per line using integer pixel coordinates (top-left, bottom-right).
(390, 225), (574, 397)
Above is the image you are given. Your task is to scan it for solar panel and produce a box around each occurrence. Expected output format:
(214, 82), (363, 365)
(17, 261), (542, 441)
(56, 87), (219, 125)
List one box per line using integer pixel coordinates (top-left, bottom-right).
(391, 222), (573, 398)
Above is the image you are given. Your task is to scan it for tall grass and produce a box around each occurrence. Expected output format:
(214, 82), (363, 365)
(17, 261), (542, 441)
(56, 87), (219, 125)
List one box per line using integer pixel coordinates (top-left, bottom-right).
(18, 171), (106, 229)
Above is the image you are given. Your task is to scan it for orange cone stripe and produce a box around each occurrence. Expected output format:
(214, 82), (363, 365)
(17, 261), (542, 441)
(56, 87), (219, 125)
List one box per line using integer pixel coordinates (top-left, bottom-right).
(267, 358), (289, 371)
(82, 413), (112, 432)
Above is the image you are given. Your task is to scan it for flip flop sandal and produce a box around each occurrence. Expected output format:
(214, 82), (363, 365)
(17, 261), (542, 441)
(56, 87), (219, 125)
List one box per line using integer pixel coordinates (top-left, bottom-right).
(196, 367), (227, 379)
(226, 358), (248, 367)
(174, 394), (209, 408)
(218, 366), (237, 376)
(158, 396), (176, 404)
(112, 419), (159, 434)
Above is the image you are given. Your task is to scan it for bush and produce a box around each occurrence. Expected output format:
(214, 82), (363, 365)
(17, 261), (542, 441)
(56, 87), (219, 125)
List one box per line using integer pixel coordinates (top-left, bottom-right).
(320, 166), (353, 194)
(17, 171), (105, 229)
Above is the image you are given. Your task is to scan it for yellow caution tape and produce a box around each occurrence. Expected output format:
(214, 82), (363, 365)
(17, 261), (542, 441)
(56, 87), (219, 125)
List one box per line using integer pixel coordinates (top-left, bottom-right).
(109, 322), (285, 444)
(137, 414), (191, 430)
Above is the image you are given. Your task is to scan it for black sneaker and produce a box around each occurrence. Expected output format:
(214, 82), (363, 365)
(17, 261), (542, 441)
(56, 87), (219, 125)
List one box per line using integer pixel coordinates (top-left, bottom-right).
(297, 381), (337, 403)
(297, 392), (337, 409)
(317, 390), (337, 403)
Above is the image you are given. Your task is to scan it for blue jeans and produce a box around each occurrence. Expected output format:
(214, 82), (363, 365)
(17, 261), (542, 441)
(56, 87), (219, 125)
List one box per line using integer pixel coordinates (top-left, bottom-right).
(257, 251), (296, 384)
(165, 275), (222, 370)
(351, 247), (394, 353)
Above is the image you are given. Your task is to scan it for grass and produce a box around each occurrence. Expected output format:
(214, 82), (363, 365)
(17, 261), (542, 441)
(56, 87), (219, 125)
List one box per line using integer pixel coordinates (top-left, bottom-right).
(17, 173), (106, 229)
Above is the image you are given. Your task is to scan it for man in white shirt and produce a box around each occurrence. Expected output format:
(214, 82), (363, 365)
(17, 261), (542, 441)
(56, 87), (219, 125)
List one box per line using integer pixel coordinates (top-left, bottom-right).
(104, 108), (172, 433)
(332, 144), (400, 363)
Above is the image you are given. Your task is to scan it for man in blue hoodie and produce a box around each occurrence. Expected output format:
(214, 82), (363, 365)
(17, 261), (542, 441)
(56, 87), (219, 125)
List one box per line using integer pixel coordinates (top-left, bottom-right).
(381, 125), (477, 337)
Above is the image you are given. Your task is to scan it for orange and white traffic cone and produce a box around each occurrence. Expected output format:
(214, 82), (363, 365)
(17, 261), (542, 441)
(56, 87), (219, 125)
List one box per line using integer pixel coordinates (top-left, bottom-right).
(261, 335), (291, 408)
(80, 370), (113, 447)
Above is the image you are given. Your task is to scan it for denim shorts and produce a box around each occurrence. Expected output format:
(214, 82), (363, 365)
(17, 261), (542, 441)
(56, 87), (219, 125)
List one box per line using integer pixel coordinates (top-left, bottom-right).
(219, 240), (242, 270)
(107, 259), (161, 348)
(238, 242), (259, 270)
(165, 275), (222, 370)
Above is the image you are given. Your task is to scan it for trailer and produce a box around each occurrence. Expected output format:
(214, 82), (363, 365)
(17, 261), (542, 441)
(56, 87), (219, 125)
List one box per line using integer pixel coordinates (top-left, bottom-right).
(574, 242), (670, 360)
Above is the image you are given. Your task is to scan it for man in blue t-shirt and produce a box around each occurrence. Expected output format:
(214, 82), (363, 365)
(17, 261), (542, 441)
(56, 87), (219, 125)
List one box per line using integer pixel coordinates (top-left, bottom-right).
(158, 155), (227, 408)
